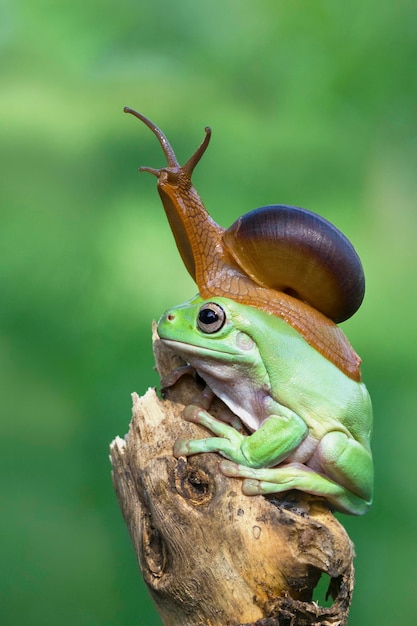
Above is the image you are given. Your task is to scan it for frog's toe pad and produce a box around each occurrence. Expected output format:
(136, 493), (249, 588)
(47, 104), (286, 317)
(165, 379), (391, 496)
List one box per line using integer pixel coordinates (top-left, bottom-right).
(183, 404), (203, 423)
(242, 479), (263, 495)
(173, 438), (191, 457)
(220, 460), (241, 476)
(220, 460), (257, 478)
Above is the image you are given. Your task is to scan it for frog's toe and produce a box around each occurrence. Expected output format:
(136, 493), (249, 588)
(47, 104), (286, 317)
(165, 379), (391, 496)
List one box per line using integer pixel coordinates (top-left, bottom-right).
(183, 404), (203, 422)
(183, 406), (239, 439)
(242, 479), (263, 495)
(192, 386), (214, 410)
(173, 438), (192, 457)
(220, 460), (241, 476)
(243, 478), (288, 496)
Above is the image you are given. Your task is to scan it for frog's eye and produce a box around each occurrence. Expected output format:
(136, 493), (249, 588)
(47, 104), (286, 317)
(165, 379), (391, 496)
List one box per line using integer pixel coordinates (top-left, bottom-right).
(197, 303), (226, 333)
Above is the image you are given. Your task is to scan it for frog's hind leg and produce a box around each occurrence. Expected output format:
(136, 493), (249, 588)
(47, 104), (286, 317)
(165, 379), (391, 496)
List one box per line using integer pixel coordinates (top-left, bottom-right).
(312, 431), (373, 512)
(220, 460), (371, 516)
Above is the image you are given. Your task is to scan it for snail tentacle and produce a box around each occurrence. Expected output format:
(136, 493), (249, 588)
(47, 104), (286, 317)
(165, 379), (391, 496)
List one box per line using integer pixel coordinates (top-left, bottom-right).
(138, 166), (161, 178)
(182, 127), (212, 178)
(124, 107), (179, 169)
(124, 107), (211, 182)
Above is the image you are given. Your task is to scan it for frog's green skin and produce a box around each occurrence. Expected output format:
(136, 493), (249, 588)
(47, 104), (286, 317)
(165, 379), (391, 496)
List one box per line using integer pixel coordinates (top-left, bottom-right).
(157, 295), (373, 515)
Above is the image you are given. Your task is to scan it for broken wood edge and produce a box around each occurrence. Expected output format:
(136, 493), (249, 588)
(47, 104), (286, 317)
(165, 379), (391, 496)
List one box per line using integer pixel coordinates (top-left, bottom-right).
(110, 325), (355, 625)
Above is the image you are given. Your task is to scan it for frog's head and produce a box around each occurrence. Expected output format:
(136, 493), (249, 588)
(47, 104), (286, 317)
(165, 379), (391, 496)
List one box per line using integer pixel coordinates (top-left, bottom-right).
(157, 295), (259, 364)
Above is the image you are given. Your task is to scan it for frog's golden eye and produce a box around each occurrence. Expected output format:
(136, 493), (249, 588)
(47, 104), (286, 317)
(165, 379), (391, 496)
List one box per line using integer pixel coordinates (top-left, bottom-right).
(197, 303), (226, 334)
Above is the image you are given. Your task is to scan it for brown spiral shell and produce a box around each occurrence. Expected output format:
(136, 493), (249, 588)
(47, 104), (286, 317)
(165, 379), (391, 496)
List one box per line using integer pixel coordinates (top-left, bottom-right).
(223, 205), (365, 323)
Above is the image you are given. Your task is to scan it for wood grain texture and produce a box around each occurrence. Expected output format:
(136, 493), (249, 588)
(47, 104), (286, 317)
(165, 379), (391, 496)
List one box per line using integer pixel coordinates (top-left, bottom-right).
(110, 326), (355, 625)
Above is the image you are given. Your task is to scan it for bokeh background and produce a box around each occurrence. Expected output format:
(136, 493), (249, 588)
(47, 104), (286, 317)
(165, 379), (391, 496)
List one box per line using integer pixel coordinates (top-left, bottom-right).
(2, 1), (417, 624)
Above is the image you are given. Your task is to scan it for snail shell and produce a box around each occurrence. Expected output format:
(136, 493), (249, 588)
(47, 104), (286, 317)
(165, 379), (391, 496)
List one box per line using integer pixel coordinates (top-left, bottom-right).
(223, 205), (365, 323)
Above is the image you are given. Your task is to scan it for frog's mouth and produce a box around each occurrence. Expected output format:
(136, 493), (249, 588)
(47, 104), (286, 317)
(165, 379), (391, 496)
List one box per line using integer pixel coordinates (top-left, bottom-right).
(159, 338), (241, 360)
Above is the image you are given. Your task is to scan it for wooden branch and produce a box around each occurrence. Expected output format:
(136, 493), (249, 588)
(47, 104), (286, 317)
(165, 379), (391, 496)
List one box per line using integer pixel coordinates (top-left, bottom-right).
(110, 326), (355, 625)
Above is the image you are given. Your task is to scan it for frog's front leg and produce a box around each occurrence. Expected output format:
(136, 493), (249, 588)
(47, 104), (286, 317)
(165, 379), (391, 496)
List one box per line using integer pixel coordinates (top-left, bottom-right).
(173, 405), (308, 468)
(174, 406), (247, 463)
(160, 364), (196, 389)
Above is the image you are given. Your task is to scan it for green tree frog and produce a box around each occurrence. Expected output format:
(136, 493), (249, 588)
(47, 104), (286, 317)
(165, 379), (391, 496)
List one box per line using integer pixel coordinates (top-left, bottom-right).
(158, 295), (373, 515)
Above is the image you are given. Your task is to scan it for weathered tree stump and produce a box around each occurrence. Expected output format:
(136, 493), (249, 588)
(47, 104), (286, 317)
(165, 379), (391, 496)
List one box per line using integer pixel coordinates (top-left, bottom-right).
(110, 327), (355, 625)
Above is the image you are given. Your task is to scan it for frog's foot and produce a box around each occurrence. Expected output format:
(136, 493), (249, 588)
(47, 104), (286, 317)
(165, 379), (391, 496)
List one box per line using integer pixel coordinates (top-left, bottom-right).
(160, 364), (196, 389)
(173, 406), (248, 464)
(220, 461), (370, 516)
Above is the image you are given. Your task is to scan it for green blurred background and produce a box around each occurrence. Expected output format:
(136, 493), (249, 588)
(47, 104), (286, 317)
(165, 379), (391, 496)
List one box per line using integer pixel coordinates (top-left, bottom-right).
(2, 1), (416, 624)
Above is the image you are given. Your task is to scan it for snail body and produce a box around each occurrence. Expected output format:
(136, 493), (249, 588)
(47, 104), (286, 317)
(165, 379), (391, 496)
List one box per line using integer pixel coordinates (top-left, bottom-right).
(124, 107), (365, 381)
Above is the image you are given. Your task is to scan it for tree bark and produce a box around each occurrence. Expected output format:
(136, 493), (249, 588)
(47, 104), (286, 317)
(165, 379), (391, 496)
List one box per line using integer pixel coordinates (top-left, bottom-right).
(110, 326), (355, 625)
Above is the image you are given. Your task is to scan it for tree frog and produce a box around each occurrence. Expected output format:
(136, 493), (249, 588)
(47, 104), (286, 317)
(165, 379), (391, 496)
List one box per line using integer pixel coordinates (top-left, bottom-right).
(157, 295), (373, 515)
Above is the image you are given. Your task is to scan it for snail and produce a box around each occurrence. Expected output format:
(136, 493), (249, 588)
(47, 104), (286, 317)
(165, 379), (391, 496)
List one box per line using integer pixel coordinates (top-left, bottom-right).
(124, 107), (365, 381)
